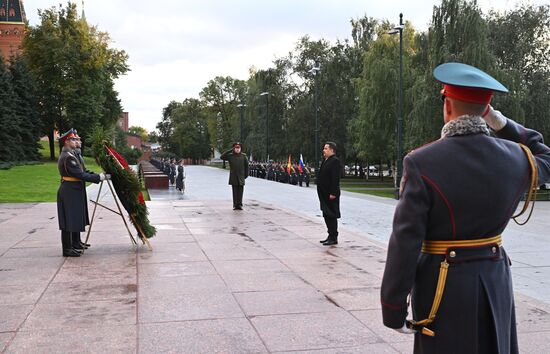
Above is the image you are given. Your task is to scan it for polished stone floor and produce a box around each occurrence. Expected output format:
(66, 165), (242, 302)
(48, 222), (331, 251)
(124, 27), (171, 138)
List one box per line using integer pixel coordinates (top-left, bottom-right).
(1, 166), (550, 353)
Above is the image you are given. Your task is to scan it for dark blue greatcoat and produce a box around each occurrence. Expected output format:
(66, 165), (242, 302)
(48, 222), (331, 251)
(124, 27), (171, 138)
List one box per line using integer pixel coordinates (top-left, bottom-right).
(57, 147), (101, 232)
(381, 118), (550, 354)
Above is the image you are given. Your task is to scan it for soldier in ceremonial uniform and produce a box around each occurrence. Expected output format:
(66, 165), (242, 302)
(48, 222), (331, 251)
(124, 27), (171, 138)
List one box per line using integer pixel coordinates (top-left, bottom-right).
(220, 142), (249, 210)
(380, 63), (550, 353)
(57, 129), (109, 257)
(73, 132), (92, 250)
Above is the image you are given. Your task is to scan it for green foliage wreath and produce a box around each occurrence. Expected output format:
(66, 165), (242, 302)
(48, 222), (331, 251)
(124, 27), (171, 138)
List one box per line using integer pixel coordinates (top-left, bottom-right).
(92, 127), (156, 239)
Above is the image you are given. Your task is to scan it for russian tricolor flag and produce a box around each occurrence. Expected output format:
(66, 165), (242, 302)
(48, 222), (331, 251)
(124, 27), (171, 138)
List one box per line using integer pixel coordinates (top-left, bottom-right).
(299, 154), (305, 173)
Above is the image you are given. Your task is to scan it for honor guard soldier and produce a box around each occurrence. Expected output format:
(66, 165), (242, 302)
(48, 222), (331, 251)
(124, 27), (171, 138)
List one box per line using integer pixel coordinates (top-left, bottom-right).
(220, 142), (249, 210)
(73, 132), (92, 249)
(57, 129), (109, 257)
(380, 63), (550, 353)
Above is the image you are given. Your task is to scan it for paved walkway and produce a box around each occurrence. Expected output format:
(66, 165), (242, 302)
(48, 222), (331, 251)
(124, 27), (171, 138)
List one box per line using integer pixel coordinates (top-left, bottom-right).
(0, 166), (549, 353)
(154, 166), (550, 304)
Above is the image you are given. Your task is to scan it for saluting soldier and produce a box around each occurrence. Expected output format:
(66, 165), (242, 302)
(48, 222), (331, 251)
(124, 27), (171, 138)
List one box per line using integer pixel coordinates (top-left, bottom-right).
(57, 129), (109, 257)
(380, 63), (550, 353)
(220, 142), (249, 210)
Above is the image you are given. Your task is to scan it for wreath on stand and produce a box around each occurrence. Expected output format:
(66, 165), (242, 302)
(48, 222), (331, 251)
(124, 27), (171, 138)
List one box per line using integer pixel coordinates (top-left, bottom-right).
(92, 129), (156, 245)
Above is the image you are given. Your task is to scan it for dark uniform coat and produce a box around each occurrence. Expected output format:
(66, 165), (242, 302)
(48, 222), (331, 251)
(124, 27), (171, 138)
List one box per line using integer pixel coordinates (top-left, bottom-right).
(176, 165), (185, 190)
(381, 118), (550, 354)
(220, 150), (249, 186)
(57, 147), (101, 232)
(75, 148), (92, 226)
(316, 155), (341, 219)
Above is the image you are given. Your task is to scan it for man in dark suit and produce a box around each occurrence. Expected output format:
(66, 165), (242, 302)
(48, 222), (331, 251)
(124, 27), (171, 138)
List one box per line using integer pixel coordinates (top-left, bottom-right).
(380, 63), (550, 353)
(220, 142), (249, 210)
(317, 142), (341, 246)
(57, 129), (108, 257)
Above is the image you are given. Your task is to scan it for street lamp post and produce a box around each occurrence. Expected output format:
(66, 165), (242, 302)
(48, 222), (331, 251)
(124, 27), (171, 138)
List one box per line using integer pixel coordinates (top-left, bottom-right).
(388, 13), (405, 199)
(309, 62), (321, 169)
(260, 92), (269, 162)
(217, 112), (226, 169)
(237, 102), (246, 142)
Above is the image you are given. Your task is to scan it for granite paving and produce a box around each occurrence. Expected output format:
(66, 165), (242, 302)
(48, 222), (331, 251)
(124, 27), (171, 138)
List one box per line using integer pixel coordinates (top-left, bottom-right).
(0, 165), (549, 353)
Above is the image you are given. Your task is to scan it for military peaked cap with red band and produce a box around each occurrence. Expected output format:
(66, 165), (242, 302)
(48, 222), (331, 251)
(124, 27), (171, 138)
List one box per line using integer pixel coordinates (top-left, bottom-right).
(233, 142), (241, 148)
(434, 62), (508, 104)
(59, 129), (78, 145)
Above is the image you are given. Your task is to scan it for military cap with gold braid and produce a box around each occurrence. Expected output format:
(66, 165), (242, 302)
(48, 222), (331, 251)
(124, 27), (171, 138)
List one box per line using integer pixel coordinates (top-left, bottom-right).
(59, 128), (78, 145)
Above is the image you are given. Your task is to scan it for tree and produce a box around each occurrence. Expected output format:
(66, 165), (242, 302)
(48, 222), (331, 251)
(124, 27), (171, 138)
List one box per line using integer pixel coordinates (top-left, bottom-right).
(407, 0), (496, 149)
(9, 56), (41, 161)
(129, 126), (148, 142)
(23, 2), (129, 159)
(487, 4), (550, 139)
(0, 56), (22, 163)
(352, 21), (399, 164)
(147, 131), (159, 143)
(170, 99), (211, 161)
(200, 76), (246, 153)
(157, 100), (181, 151)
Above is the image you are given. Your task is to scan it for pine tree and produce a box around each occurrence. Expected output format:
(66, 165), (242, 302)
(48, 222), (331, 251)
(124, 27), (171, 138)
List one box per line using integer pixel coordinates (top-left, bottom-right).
(9, 55), (41, 161)
(0, 56), (23, 163)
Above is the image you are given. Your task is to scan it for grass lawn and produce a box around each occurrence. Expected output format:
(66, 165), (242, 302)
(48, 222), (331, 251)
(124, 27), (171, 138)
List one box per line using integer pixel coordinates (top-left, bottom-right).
(0, 141), (102, 203)
(340, 177), (395, 198)
(0, 157), (102, 203)
(1, 141), (154, 203)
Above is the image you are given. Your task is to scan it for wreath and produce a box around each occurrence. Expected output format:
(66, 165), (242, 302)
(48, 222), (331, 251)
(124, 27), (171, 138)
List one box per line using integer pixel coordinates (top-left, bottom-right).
(92, 128), (156, 239)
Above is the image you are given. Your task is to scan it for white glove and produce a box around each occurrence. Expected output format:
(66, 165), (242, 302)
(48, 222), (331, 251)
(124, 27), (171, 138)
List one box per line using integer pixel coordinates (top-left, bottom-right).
(394, 323), (416, 334)
(100, 173), (106, 181)
(482, 105), (507, 131)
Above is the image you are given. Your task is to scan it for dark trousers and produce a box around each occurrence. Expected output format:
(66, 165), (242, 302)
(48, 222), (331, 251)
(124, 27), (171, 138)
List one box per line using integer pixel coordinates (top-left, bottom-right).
(232, 185), (244, 207)
(324, 217), (338, 240)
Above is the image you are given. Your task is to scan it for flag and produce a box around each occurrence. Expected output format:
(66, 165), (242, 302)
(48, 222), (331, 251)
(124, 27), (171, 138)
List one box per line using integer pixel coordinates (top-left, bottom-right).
(299, 154), (305, 173)
(287, 154), (292, 174)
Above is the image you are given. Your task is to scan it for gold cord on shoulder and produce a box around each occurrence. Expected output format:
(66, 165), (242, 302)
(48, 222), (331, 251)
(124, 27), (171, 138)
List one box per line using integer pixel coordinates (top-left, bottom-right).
(513, 144), (538, 225)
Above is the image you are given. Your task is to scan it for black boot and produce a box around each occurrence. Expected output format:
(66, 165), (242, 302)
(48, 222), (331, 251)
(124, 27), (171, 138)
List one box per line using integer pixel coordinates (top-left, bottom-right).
(75, 232), (90, 248)
(62, 231), (81, 257)
(319, 238), (329, 244)
(71, 232), (86, 250)
(323, 234), (338, 246)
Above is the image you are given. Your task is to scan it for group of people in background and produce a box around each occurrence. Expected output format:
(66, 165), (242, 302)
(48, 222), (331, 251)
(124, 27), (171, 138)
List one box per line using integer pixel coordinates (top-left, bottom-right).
(150, 158), (186, 193)
(248, 162), (312, 187)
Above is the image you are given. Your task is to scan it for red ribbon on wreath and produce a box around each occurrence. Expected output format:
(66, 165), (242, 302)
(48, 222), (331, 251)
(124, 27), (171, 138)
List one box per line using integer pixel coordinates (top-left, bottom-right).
(105, 145), (146, 205)
(106, 146), (130, 169)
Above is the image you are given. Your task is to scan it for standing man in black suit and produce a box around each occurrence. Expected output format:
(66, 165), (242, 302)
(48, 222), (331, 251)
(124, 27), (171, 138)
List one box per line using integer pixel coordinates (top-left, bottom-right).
(317, 142), (341, 246)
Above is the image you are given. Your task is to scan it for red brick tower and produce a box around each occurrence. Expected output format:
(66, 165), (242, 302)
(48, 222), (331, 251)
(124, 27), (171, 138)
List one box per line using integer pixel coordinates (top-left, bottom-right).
(0, 0), (26, 61)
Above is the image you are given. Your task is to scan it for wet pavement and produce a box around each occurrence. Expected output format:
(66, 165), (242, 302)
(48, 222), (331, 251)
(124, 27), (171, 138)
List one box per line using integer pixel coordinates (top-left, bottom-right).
(0, 165), (549, 353)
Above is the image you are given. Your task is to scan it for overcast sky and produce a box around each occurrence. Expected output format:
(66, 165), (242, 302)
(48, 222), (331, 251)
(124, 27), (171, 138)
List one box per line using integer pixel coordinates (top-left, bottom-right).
(25, 0), (544, 131)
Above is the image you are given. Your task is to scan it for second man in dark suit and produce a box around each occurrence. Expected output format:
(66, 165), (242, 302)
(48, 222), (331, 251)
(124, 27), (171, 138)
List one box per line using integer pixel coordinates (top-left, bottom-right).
(317, 142), (341, 246)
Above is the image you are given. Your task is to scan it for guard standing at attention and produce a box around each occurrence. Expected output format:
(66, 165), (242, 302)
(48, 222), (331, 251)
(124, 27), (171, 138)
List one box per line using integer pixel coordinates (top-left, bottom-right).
(380, 63), (550, 353)
(57, 129), (109, 257)
(220, 142), (249, 210)
(72, 132), (92, 250)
